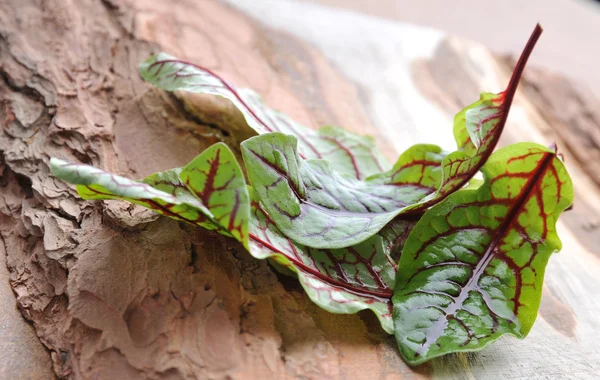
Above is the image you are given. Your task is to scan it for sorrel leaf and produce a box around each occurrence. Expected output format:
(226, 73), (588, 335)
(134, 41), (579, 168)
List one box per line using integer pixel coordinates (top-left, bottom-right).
(367, 143), (446, 191)
(392, 142), (573, 365)
(401, 24), (543, 215)
(139, 53), (389, 179)
(248, 189), (415, 333)
(242, 132), (444, 249)
(50, 143), (250, 248)
(240, 25), (542, 249)
(49, 23), (571, 365)
(50, 147), (413, 332)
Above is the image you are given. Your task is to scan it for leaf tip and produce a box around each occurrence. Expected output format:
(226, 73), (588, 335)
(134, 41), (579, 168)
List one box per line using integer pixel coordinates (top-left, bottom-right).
(535, 22), (544, 34)
(503, 23), (543, 107)
(49, 157), (70, 179)
(49, 156), (65, 168)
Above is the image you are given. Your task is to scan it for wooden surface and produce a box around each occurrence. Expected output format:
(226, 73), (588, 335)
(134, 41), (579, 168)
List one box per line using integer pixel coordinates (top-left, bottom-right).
(304, 0), (600, 100)
(0, 0), (598, 378)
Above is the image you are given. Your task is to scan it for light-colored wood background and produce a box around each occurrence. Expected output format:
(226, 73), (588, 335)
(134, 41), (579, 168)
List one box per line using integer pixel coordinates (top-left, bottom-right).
(0, 0), (598, 378)
(306, 0), (600, 100)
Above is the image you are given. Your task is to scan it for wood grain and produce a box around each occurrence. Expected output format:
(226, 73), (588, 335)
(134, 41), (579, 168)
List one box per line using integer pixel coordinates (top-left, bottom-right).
(0, 0), (598, 378)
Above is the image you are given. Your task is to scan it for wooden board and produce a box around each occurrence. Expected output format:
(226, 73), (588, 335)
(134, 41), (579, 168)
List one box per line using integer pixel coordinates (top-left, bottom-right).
(0, 0), (598, 378)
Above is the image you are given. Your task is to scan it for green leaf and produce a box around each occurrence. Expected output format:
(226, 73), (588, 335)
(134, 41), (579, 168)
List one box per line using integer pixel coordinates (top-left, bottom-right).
(242, 132), (445, 249)
(248, 189), (415, 333)
(401, 24), (544, 215)
(139, 53), (389, 179)
(51, 146), (416, 332)
(179, 146), (249, 244)
(392, 142), (573, 365)
(367, 143), (447, 191)
(379, 218), (418, 263)
(239, 25), (543, 250)
(50, 143), (250, 248)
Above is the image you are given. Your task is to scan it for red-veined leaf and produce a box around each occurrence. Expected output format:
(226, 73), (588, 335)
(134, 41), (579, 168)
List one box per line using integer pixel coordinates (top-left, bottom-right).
(50, 143), (250, 248)
(403, 24), (544, 214)
(248, 189), (415, 333)
(139, 53), (390, 179)
(393, 142), (573, 364)
(242, 133), (445, 249)
(241, 25), (542, 249)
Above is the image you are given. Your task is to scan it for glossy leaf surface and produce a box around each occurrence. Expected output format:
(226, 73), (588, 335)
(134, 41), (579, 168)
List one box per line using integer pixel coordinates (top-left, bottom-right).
(242, 133), (444, 249)
(139, 53), (389, 179)
(248, 189), (415, 333)
(240, 25), (542, 249)
(392, 142), (573, 365)
(50, 143), (250, 248)
(50, 146), (414, 332)
(402, 24), (543, 215)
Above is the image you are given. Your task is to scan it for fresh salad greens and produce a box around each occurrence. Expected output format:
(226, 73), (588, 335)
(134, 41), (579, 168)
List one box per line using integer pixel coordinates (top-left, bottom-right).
(50, 24), (574, 365)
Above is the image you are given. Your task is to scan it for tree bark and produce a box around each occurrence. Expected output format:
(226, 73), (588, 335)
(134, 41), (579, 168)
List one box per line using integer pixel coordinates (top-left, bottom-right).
(1, 0), (599, 379)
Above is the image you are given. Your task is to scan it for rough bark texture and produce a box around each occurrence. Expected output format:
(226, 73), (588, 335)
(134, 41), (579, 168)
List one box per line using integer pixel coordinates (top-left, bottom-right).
(0, 1), (407, 378)
(1, 0), (599, 379)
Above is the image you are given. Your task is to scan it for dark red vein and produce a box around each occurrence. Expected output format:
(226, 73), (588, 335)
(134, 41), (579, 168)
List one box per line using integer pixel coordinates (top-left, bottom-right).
(248, 148), (305, 201)
(148, 59), (276, 132)
(197, 149), (221, 205)
(321, 135), (362, 179)
(403, 24), (543, 216)
(249, 233), (393, 298)
(415, 150), (555, 354)
(147, 58), (318, 159)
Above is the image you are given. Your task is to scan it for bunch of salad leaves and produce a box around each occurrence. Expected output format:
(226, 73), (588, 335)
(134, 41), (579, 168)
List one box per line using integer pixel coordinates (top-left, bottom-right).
(50, 24), (573, 365)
